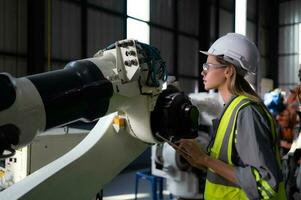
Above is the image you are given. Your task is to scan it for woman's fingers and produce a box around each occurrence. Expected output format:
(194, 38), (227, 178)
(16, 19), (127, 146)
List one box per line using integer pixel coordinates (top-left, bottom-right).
(178, 139), (198, 151)
(177, 139), (193, 148)
(174, 139), (208, 170)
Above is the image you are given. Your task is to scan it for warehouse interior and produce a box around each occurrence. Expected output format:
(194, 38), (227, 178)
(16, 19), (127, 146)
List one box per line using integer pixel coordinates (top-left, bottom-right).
(1, 0), (301, 199)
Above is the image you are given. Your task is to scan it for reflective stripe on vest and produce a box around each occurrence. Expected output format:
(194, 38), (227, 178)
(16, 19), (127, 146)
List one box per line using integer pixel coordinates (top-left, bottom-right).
(205, 96), (287, 200)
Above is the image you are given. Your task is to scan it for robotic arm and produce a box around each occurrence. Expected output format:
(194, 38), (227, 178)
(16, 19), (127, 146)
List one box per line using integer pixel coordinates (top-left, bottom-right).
(0, 39), (199, 199)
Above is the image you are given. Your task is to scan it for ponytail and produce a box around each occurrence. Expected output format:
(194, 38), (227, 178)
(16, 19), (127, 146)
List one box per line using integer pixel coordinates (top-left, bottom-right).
(230, 70), (261, 102)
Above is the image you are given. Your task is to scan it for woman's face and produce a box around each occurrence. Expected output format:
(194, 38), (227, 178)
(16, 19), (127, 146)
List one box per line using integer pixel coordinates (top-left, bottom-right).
(201, 55), (228, 90)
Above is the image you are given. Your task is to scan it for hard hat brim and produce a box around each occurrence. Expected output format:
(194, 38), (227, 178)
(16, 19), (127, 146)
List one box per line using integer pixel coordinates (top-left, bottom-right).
(199, 50), (223, 57)
(199, 50), (210, 55)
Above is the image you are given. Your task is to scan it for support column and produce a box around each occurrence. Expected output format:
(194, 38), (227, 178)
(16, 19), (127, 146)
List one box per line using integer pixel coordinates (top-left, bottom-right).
(81, 0), (87, 58)
(269, 0), (279, 87)
(27, 0), (46, 74)
(198, 0), (211, 92)
(173, 0), (179, 80)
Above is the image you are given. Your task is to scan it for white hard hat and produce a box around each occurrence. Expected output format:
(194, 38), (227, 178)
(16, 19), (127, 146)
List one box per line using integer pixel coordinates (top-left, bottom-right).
(200, 33), (259, 76)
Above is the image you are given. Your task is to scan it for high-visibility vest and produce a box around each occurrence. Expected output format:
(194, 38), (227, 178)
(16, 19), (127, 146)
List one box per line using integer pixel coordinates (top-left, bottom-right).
(205, 95), (287, 200)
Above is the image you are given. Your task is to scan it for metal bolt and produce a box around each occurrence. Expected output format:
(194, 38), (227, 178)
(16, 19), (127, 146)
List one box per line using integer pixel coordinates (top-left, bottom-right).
(130, 51), (136, 56)
(124, 60), (131, 66)
(131, 59), (138, 66)
(128, 41), (134, 46)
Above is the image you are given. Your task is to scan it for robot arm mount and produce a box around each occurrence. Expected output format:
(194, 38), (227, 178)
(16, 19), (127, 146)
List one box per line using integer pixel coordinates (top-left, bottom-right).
(0, 40), (161, 151)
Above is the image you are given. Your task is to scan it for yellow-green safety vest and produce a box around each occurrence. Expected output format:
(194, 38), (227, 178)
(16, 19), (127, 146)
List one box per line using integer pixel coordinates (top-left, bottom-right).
(205, 95), (287, 200)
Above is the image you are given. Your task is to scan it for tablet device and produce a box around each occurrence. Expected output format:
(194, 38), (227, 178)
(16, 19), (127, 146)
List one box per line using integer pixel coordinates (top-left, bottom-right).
(155, 133), (191, 158)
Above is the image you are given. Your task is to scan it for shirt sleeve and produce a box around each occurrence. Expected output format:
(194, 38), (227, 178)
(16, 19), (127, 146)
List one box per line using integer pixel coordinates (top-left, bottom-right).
(234, 104), (282, 200)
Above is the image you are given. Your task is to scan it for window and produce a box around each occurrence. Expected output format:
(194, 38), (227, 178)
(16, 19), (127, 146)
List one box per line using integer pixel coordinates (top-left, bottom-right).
(127, 0), (150, 44)
(235, 0), (247, 35)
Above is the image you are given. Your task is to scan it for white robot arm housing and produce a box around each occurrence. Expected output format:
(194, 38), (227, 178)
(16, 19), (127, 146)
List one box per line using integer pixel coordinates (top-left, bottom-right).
(0, 39), (199, 199)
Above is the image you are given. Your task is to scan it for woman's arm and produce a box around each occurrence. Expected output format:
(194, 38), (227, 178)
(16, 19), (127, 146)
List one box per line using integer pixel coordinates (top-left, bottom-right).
(178, 104), (282, 199)
(177, 139), (237, 184)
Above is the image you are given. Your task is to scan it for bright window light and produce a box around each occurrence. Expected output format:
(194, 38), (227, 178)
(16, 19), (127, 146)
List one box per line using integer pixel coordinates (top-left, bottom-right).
(194, 81), (199, 93)
(162, 82), (167, 90)
(103, 193), (149, 200)
(235, 0), (247, 35)
(299, 23), (301, 64)
(127, 18), (150, 44)
(127, 0), (150, 21)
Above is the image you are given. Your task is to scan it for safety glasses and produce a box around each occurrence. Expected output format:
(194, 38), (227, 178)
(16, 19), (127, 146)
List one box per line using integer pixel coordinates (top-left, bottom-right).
(202, 63), (227, 72)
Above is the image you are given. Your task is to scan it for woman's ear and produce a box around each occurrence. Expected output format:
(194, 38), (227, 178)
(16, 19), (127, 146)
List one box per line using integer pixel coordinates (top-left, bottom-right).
(224, 65), (234, 79)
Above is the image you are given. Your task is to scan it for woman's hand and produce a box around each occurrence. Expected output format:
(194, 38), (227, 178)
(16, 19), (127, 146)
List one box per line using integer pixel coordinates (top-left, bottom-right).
(176, 139), (208, 170)
(177, 139), (237, 184)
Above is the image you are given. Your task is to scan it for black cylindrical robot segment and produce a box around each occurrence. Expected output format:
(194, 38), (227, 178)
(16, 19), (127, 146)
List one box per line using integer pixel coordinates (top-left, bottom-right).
(0, 73), (17, 112)
(27, 60), (113, 129)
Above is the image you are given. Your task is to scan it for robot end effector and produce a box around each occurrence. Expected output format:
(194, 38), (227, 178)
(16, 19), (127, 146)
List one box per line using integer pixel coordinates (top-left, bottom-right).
(0, 39), (199, 158)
